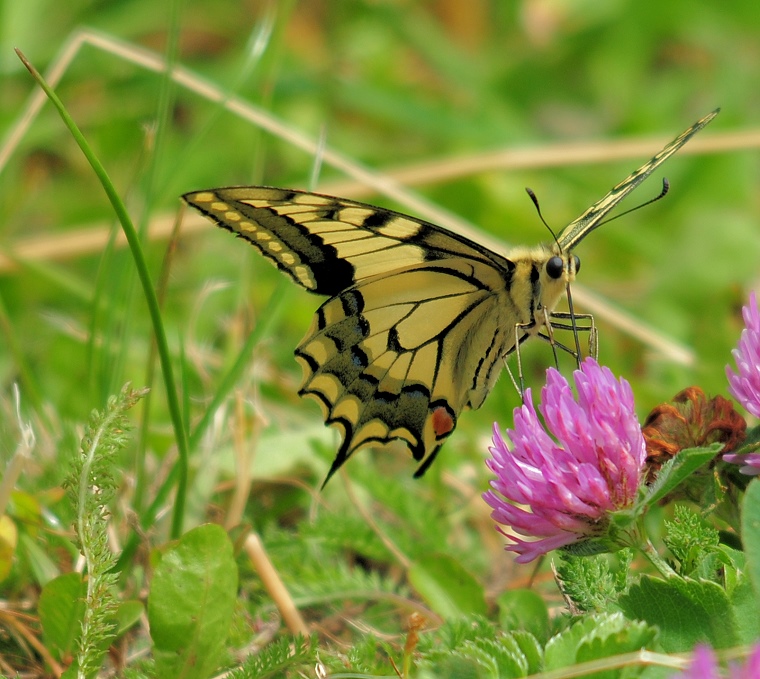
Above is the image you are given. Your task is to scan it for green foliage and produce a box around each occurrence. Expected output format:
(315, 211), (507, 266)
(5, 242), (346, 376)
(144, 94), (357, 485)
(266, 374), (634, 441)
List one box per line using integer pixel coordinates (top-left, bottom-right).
(2, 1), (760, 676)
(415, 613), (660, 678)
(409, 553), (487, 619)
(225, 635), (317, 679)
(416, 615), (539, 678)
(343, 633), (394, 674)
(496, 589), (550, 642)
(62, 383), (147, 677)
(39, 572), (87, 663)
(619, 575), (739, 652)
(742, 480), (760, 600)
(663, 505), (721, 577)
(640, 444), (724, 508)
(544, 613), (657, 675)
(149, 524), (238, 679)
(260, 524), (405, 604)
(555, 551), (633, 614)
(292, 463), (457, 564)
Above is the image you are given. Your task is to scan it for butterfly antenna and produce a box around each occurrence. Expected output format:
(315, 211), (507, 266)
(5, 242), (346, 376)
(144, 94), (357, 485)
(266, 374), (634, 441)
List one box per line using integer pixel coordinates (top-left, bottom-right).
(527, 188), (581, 365)
(526, 187), (560, 249)
(597, 178), (671, 228)
(560, 177), (669, 367)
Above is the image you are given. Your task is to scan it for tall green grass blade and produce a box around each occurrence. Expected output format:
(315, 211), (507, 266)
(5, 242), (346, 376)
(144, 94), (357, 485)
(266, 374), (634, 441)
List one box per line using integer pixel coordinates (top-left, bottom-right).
(16, 48), (190, 539)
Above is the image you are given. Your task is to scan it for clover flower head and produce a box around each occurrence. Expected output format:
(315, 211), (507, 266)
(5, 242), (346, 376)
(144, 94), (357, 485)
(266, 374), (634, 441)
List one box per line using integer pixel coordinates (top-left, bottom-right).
(483, 358), (646, 563)
(725, 291), (760, 474)
(727, 291), (760, 418)
(671, 644), (760, 679)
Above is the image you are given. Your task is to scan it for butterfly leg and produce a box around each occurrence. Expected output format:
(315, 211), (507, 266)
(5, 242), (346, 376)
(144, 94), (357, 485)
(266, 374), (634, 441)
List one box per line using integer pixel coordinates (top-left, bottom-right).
(542, 280), (596, 366)
(566, 283), (582, 366)
(545, 312), (597, 362)
(509, 327), (535, 400)
(508, 309), (595, 399)
(540, 307), (562, 369)
(504, 355), (524, 401)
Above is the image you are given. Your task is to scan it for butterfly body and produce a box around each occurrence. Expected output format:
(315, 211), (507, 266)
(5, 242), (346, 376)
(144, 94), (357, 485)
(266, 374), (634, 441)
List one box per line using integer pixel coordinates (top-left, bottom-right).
(184, 109), (718, 482)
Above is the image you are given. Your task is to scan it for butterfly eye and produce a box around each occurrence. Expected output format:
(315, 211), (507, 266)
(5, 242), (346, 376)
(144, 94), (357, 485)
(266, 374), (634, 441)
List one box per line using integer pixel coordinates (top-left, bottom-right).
(573, 255), (581, 273)
(546, 256), (564, 279)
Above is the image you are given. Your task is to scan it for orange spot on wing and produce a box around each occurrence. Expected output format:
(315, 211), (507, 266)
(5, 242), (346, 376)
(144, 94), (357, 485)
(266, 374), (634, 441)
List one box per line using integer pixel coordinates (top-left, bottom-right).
(432, 406), (455, 439)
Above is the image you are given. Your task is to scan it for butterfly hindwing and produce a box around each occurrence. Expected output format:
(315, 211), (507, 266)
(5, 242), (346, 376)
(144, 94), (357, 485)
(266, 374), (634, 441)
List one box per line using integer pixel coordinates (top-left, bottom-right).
(295, 260), (510, 481)
(183, 186), (520, 480)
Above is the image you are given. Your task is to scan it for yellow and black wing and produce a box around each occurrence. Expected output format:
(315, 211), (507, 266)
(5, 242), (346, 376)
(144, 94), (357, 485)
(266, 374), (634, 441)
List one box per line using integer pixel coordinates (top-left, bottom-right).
(183, 110), (719, 482)
(557, 108), (719, 251)
(183, 187), (517, 482)
(183, 187), (512, 294)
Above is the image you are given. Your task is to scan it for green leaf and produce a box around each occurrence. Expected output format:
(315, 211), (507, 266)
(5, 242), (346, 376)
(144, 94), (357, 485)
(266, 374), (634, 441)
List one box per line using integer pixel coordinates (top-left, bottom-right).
(60, 666), (79, 679)
(738, 423), (760, 450)
(38, 572), (87, 663)
(417, 625), (532, 679)
(408, 554), (487, 619)
(741, 478), (760, 611)
(643, 444), (723, 507)
(9, 490), (43, 538)
(39, 577), (142, 671)
(418, 656), (485, 679)
(461, 637), (528, 678)
(729, 575), (760, 644)
(509, 631), (543, 675)
(663, 505), (721, 577)
(618, 575), (738, 651)
(544, 612), (655, 674)
(554, 552), (632, 614)
(148, 524), (238, 679)
(17, 530), (60, 586)
(496, 589), (549, 641)
(225, 635), (317, 678)
(543, 614), (599, 670)
(575, 616), (656, 676)
(114, 600), (144, 638)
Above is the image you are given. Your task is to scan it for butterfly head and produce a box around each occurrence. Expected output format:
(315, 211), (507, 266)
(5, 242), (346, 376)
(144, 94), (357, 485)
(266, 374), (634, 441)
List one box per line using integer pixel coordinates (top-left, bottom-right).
(501, 243), (579, 338)
(546, 251), (581, 283)
(533, 246), (580, 316)
(540, 241), (581, 294)
(505, 244), (581, 336)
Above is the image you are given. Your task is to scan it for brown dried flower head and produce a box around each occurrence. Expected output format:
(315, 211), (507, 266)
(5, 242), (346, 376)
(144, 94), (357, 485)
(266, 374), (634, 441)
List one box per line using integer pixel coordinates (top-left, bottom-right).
(642, 386), (746, 482)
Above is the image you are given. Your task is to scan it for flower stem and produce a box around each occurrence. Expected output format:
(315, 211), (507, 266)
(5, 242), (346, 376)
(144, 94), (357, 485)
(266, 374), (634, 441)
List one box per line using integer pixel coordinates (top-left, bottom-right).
(641, 539), (677, 577)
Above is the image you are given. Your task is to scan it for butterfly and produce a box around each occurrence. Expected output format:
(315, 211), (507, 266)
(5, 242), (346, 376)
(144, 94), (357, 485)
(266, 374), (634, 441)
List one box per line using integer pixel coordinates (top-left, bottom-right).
(183, 109), (718, 483)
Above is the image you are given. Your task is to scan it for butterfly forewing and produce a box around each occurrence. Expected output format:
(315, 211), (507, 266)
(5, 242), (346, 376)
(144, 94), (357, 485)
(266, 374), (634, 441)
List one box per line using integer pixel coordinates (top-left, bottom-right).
(184, 187), (504, 294)
(557, 108), (719, 252)
(183, 109), (718, 481)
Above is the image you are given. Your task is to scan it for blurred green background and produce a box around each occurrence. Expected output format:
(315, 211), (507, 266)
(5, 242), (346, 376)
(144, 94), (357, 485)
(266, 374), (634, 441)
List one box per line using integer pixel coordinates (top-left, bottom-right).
(0, 0), (758, 493)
